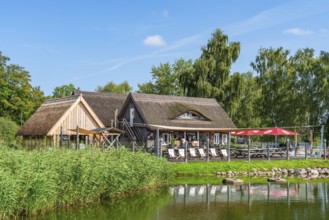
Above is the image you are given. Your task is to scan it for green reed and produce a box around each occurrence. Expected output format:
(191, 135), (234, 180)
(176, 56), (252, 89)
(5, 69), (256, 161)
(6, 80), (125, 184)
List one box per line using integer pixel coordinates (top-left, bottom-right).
(0, 147), (171, 218)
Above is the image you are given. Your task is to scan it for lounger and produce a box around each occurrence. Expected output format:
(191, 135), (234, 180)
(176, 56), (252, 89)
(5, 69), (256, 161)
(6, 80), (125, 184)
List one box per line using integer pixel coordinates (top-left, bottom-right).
(220, 149), (228, 157)
(198, 148), (206, 159)
(189, 148), (198, 159)
(178, 148), (185, 159)
(167, 148), (178, 160)
(209, 148), (220, 158)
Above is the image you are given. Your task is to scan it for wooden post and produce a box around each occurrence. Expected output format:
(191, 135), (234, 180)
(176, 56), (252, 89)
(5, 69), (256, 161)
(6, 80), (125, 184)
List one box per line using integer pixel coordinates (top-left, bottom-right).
(310, 128), (313, 156)
(267, 142), (270, 161)
(206, 138), (209, 162)
(305, 141), (308, 159)
(286, 138), (290, 161)
(184, 142), (187, 163)
(320, 125), (324, 158)
(76, 126), (79, 150)
(248, 138), (251, 162)
(59, 126), (63, 149)
(156, 127), (160, 157)
(227, 132), (231, 162)
(114, 109), (118, 128)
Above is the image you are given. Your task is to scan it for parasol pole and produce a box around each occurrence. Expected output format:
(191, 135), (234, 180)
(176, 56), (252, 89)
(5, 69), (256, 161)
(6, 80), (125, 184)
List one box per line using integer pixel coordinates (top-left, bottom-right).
(248, 137), (251, 163)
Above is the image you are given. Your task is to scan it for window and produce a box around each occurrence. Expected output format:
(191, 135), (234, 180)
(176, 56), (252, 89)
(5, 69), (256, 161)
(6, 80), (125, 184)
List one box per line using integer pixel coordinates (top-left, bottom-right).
(222, 134), (228, 144)
(213, 133), (219, 145)
(176, 111), (205, 120)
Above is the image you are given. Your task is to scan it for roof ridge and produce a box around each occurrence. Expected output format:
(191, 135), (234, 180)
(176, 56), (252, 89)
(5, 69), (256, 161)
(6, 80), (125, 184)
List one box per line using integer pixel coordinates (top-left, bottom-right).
(43, 95), (79, 106)
(74, 90), (127, 97)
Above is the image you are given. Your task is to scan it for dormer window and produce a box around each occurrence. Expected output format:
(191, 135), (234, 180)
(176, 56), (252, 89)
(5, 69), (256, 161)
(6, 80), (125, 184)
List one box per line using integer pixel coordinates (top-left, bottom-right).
(176, 111), (206, 120)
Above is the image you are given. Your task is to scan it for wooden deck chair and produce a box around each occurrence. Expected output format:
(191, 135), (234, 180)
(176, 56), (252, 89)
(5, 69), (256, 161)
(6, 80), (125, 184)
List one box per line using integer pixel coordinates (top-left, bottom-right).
(198, 148), (206, 159)
(220, 149), (228, 158)
(178, 148), (185, 159)
(167, 148), (177, 160)
(189, 148), (198, 159)
(209, 148), (219, 158)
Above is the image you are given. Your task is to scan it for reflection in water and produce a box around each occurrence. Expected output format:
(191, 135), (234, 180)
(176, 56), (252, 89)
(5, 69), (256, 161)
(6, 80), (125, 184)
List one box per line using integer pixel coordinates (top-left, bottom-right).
(29, 182), (329, 220)
(166, 182), (329, 220)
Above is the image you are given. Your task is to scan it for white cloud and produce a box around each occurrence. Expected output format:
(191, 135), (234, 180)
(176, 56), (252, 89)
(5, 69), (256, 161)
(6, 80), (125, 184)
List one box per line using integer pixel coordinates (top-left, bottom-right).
(320, 28), (329, 33)
(283, 28), (313, 36)
(143, 35), (167, 47)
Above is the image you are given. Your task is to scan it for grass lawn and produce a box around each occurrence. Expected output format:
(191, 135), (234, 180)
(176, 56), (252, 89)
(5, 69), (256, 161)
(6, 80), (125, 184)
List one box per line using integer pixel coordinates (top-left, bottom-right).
(169, 159), (329, 176)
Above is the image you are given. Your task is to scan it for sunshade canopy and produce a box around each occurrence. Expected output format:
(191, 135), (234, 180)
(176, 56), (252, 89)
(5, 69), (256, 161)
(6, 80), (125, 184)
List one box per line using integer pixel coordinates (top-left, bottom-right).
(231, 127), (298, 136)
(258, 127), (298, 136)
(231, 129), (262, 136)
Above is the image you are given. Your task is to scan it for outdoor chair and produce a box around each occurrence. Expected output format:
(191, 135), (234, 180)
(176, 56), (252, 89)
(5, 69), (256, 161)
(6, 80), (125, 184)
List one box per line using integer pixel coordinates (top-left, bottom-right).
(167, 148), (178, 160)
(219, 149), (228, 158)
(209, 148), (220, 158)
(189, 148), (198, 159)
(178, 148), (186, 159)
(198, 148), (206, 159)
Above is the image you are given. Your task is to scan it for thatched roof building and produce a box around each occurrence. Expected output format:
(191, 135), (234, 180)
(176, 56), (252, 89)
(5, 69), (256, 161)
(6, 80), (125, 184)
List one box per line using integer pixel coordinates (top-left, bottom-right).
(119, 93), (235, 131)
(118, 93), (236, 146)
(17, 94), (104, 137)
(17, 94), (104, 148)
(73, 91), (127, 127)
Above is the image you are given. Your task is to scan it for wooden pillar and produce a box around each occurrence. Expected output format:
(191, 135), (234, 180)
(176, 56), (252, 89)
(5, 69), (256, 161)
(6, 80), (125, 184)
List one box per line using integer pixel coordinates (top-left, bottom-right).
(286, 138), (290, 161)
(156, 127), (160, 157)
(76, 126), (79, 150)
(227, 132), (231, 162)
(267, 142), (270, 161)
(184, 142), (187, 163)
(310, 128), (313, 155)
(206, 138), (210, 162)
(248, 137), (251, 163)
(59, 127), (63, 149)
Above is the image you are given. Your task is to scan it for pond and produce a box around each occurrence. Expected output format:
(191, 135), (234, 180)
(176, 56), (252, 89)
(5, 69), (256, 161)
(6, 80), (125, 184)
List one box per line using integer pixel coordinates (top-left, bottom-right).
(29, 181), (329, 220)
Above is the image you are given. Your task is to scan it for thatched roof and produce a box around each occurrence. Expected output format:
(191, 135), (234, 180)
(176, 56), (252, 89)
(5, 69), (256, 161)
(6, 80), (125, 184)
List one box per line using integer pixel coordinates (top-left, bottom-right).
(74, 91), (127, 127)
(17, 96), (79, 136)
(123, 93), (236, 130)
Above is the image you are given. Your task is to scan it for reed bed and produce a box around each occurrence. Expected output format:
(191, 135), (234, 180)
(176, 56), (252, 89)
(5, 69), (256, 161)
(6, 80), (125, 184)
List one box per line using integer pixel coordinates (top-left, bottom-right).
(0, 147), (171, 218)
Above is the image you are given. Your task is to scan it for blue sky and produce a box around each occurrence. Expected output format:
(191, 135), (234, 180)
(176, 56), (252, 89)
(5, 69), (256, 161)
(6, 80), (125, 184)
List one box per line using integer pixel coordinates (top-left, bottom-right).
(1, 0), (329, 96)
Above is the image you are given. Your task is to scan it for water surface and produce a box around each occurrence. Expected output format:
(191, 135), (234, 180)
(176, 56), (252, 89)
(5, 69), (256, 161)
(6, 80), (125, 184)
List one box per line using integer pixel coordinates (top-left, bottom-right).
(29, 182), (329, 220)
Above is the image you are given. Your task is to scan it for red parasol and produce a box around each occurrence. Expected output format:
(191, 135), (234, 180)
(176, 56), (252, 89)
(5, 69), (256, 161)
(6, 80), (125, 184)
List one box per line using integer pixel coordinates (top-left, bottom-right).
(231, 129), (262, 136)
(258, 127), (298, 136)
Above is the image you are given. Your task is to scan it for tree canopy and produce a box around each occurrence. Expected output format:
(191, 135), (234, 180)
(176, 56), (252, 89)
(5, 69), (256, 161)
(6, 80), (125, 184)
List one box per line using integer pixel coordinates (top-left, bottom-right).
(96, 81), (132, 94)
(52, 83), (76, 98)
(0, 52), (45, 124)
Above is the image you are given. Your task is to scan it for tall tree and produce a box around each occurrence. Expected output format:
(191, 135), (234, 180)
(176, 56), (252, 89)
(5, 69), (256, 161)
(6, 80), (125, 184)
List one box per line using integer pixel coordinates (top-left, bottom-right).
(251, 47), (298, 127)
(291, 49), (329, 126)
(193, 28), (240, 101)
(96, 81), (132, 94)
(223, 72), (261, 128)
(0, 52), (45, 124)
(138, 59), (192, 95)
(52, 83), (76, 98)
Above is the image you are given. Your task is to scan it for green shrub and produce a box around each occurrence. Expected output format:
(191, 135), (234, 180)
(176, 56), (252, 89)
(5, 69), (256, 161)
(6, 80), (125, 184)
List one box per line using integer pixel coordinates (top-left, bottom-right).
(0, 117), (21, 148)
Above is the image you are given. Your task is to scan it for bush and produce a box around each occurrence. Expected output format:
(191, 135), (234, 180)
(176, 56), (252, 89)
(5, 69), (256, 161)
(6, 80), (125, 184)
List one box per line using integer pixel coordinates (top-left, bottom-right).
(0, 117), (20, 148)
